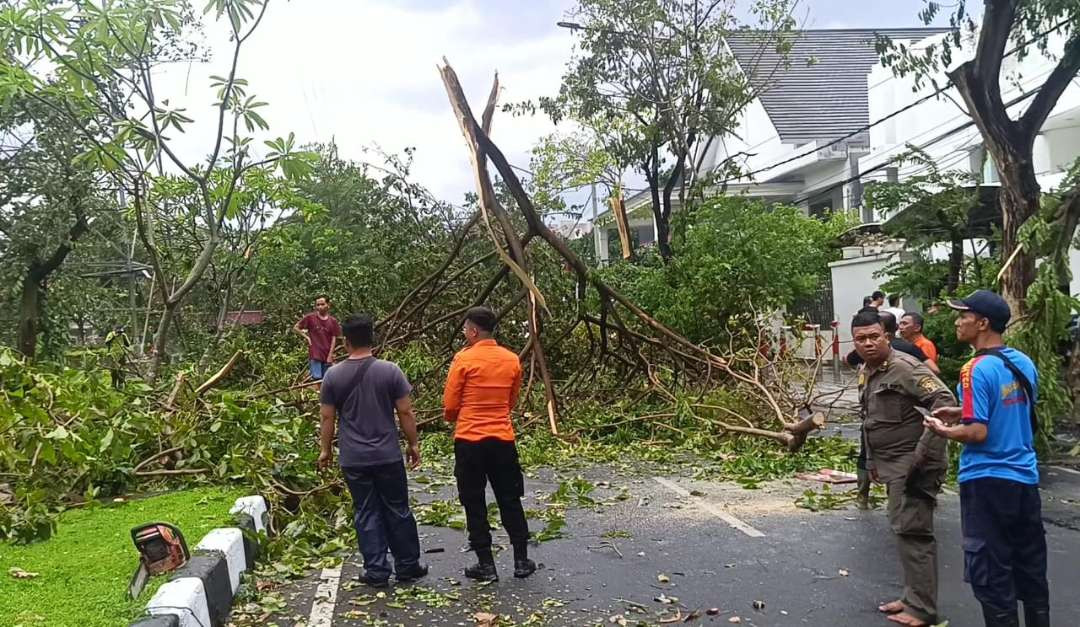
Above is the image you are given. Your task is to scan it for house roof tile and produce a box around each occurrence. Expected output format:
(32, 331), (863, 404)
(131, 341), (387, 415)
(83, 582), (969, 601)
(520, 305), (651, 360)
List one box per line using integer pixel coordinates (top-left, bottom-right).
(726, 28), (951, 145)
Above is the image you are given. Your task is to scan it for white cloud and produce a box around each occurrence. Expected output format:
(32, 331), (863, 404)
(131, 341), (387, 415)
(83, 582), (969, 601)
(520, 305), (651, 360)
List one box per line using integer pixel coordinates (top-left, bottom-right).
(149, 0), (575, 204)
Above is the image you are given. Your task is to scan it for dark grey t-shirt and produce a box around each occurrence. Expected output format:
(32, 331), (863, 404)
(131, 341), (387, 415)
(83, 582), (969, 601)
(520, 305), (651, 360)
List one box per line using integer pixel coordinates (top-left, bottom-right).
(320, 357), (412, 468)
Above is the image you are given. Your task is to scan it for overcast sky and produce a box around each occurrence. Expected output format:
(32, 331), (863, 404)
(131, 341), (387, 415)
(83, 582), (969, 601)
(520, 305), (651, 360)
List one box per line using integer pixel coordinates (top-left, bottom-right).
(155, 1), (949, 206)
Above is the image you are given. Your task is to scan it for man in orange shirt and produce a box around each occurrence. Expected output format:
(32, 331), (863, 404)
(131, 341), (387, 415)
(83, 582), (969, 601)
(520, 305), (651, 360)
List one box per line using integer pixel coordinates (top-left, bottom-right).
(899, 312), (939, 365)
(443, 306), (535, 582)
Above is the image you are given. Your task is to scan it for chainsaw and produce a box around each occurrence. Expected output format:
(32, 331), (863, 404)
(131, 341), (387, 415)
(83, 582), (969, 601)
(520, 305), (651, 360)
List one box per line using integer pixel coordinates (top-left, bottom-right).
(128, 522), (190, 599)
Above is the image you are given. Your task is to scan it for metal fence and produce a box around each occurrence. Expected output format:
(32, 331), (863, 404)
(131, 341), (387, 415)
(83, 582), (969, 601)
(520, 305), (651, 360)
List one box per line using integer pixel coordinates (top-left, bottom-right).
(789, 276), (834, 325)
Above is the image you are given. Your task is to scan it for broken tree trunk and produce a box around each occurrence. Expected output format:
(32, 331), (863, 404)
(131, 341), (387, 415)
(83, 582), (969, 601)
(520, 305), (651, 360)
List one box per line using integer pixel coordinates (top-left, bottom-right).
(437, 61), (823, 450)
(610, 192), (634, 261)
(440, 66), (560, 434)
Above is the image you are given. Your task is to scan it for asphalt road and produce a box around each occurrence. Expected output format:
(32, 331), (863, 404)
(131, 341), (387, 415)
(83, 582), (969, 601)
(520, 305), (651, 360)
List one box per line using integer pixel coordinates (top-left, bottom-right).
(254, 463), (1080, 627)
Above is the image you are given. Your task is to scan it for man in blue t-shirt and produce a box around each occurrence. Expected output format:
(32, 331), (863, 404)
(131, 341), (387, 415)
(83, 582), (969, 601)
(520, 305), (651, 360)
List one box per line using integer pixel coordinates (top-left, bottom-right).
(924, 290), (1049, 627)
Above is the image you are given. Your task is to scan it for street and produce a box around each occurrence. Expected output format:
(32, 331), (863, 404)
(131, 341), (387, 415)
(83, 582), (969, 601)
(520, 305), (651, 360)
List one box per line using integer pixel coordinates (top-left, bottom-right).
(254, 461), (1080, 626)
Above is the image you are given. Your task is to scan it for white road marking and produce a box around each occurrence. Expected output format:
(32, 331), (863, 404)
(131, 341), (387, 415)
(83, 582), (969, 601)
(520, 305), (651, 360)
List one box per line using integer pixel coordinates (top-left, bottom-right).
(308, 566), (342, 627)
(653, 477), (765, 538)
(1049, 465), (1080, 477)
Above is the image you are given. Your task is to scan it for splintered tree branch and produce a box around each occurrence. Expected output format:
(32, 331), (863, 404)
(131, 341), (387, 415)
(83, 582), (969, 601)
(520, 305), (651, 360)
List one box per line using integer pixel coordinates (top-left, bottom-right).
(441, 68), (559, 434)
(436, 61), (824, 450)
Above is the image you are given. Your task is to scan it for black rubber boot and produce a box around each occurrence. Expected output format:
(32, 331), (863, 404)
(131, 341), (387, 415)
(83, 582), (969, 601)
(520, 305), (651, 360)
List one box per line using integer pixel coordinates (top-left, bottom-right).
(981, 604), (1019, 627)
(1022, 603), (1050, 627)
(464, 561), (499, 582)
(395, 563), (428, 583)
(513, 559), (537, 578)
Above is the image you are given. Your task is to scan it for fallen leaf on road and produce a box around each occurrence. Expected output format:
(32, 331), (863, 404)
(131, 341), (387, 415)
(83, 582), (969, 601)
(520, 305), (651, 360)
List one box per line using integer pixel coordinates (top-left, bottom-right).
(474, 611), (498, 626)
(654, 593), (679, 604)
(659, 610), (683, 623)
(728, 617), (742, 624)
(707, 608), (720, 615)
(608, 614), (628, 626)
(657, 573), (671, 583)
(8, 567), (39, 579)
(839, 568), (850, 577)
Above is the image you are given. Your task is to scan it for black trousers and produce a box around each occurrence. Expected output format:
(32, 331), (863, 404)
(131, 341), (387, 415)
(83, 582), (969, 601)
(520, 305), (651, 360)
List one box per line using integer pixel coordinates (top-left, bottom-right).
(342, 461), (421, 579)
(454, 438), (530, 552)
(960, 477), (1049, 613)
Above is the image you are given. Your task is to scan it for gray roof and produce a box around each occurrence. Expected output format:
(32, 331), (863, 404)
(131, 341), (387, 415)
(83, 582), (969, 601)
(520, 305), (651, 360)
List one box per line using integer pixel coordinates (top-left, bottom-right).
(726, 28), (951, 145)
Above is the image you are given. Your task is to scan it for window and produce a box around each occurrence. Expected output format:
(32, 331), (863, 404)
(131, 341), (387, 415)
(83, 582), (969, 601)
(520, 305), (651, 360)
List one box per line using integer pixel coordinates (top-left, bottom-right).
(982, 154), (1000, 184)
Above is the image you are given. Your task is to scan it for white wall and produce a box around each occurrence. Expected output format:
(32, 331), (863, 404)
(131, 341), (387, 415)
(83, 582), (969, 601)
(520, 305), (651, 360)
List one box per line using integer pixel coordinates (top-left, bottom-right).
(829, 253), (896, 345)
(861, 28), (1080, 190)
(1045, 125), (1080, 175)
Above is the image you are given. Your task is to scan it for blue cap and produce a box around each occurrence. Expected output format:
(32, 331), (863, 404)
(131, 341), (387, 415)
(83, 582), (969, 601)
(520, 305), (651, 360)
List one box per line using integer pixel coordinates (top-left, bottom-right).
(947, 289), (1011, 330)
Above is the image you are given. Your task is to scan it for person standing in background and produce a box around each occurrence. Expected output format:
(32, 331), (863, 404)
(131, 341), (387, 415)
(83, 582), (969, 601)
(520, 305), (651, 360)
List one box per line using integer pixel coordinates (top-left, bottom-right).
(899, 312), (938, 367)
(294, 295), (341, 381)
(884, 294), (907, 323)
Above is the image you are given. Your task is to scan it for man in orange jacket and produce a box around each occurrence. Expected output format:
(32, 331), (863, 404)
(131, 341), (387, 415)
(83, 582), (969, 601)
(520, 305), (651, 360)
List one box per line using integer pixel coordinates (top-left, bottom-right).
(443, 306), (535, 581)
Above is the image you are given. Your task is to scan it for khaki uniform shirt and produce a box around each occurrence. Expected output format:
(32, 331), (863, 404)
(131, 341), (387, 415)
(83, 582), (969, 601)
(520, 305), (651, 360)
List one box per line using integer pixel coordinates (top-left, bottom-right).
(858, 350), (955, 483)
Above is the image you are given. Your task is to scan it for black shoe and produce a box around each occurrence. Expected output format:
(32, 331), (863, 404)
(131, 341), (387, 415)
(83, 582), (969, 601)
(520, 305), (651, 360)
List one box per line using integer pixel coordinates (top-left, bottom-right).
(356, 572), (390, 588)
(395, 563), (429, 583)
(464, 562), (498, 582)
(513, 559), (537, 579)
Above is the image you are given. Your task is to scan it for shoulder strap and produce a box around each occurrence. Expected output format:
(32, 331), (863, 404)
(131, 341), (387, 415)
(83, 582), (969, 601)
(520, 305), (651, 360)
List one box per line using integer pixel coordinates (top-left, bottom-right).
(974, 347), (1038, 434)
(339, 358), (378, 409)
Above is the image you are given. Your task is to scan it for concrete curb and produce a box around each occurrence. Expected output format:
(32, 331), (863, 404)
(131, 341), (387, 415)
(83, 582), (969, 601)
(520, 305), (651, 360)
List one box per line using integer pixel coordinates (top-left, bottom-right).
(130, 495), (268, 627)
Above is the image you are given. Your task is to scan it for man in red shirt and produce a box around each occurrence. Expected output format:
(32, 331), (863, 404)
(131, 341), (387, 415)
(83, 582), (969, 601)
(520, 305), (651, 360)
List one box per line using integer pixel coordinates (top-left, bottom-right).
(293, 296), (341, 381)
(443, 306), (535, 582)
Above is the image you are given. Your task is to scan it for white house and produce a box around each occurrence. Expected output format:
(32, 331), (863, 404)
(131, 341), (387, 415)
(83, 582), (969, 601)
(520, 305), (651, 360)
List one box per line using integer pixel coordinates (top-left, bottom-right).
(587, 25), (1080, 348)
(830, 26), (1080, 344)
(592, 27), (950, 260)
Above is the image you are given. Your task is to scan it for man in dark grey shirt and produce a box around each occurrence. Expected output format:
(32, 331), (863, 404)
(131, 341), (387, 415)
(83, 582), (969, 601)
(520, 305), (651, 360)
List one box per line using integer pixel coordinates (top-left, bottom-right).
(319, 314), (426, 587)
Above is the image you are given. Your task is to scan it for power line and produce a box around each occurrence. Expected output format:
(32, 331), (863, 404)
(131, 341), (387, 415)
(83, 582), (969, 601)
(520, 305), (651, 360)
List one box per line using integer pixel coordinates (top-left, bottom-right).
(788, 82), (1044, 207)
(785, 57), (1058, 207)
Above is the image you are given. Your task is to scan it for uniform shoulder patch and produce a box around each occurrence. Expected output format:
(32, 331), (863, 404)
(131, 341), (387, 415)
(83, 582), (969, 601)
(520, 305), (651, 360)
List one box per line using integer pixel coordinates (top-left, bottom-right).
(917, 376), (943, 395)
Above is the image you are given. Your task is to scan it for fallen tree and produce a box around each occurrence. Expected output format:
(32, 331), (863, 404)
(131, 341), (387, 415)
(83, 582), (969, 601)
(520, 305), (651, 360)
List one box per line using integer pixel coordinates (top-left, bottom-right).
(371, 60), (830, 451)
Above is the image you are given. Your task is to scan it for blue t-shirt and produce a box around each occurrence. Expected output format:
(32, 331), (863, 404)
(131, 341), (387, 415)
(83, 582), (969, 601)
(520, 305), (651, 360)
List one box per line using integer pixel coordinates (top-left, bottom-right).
(955, 347), (1039, 485)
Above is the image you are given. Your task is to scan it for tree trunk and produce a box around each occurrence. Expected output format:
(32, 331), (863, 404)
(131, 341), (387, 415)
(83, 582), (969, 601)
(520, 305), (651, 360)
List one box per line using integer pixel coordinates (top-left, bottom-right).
(16, 272), (44, 359)
(147, 303), (177, 383)
(946, 234), (964, 294)
(654, 212), (672, 259)
(644, 155), (672, 260)
(996, 156), (1041, 315)
(13, 212), (89, 359)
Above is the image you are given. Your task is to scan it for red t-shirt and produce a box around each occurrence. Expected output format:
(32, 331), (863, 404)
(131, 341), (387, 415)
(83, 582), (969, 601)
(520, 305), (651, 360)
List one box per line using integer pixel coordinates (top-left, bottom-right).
(299, 313), (340, 361)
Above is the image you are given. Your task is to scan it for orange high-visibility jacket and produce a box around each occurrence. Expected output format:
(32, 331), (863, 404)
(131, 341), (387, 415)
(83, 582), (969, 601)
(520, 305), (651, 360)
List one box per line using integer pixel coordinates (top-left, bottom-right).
(443, 339), (522, 442)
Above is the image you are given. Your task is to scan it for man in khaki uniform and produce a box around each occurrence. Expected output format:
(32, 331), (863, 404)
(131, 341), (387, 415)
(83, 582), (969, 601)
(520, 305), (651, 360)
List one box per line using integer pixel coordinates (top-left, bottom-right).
(852, 310), (955, 627)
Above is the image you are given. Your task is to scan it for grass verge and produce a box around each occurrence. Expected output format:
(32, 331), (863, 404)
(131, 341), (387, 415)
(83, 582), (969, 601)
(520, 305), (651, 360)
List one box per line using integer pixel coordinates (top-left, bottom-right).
(0, 485), (245, 627)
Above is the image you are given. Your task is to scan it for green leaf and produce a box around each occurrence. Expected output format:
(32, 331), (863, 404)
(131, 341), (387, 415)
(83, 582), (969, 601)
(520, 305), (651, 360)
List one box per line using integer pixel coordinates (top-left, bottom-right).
(44, 425), (69, 440)
(99, 428), (114, 453)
